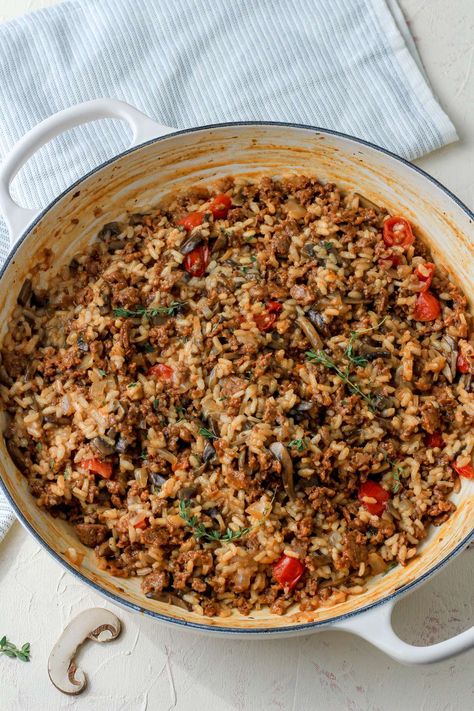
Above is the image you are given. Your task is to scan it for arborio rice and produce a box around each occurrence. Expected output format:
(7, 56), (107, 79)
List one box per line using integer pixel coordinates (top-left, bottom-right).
(1, 175), (473, 617)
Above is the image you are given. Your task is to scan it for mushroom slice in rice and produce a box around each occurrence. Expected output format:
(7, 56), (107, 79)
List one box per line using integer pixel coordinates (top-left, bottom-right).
(269, 442), (296, 500)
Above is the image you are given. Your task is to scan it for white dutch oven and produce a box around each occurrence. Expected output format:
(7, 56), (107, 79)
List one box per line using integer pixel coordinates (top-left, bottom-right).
(0, 99), (473, 664)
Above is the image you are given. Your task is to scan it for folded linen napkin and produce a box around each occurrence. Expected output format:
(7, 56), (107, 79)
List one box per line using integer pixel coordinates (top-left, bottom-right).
(0, 0), (457, 540)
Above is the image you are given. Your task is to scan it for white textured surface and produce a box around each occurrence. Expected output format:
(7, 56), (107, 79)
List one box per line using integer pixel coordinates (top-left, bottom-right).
(0, 1), (473, 709)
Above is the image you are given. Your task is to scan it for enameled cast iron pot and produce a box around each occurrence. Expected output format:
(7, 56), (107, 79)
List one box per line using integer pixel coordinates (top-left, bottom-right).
(0, 99), (472, 664)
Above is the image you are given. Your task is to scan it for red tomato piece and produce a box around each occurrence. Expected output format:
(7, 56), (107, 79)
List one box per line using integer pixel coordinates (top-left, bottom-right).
(148, 363), (174, 380)
(358, 481), (390, 516)
(383, 216), (414, 249)
(209, 193), (232, 219)
(267, 300), (283, 313)
(177, 211), (204, 231)
(453, 462), (474, 479)
(415, 262), (435, 292)
(254, 311), (277, 332)
(456, 353), (471, 374)
(183, 244), (210, 277)
(81, 458), (113, 479)
(273, 554), (305, 591)
(424, 431), (444, 448)
(413, 291), (441, 322)
(133, 516), (149, 530)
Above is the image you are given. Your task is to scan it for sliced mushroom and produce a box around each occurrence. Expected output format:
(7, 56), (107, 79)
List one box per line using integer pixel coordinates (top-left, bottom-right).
(178, 484), (198, 500)
(128, 212), (150, 226)
(44, 415), (71, 426)
(179, 232), (203, 255)
(302, 243), (316, 258)
(145, 591), (191, 611)
(269, 442), (295, 500)
(297, 315), (323, 350)
(370, 394), (395, 416)
(212, 231), (228, 252)
(150, 472), (167, 489)
(91, 435), (115, 456)
(115, 435), (130, 454)
(203, 441), (216, 463)
(77, 334), (89, 352)
(48, 608), (121, 695)
(359, 345), (392, 361)
(353, 192), (382, 213)
(307, 309), (330, 337)
(97, 222), (121, 241)
(6, 439), (27, 472)
(17, 279), (32, 306)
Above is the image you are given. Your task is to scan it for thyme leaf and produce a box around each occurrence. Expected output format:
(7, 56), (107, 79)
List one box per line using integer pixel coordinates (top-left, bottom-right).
(305, 350), (374, 407)
(199, 427), (217, 440)
(0, 636), (30, 662)
(178, 500), (251, 542)
(288, 438), (308, 452)
(113, 301), (186, 319)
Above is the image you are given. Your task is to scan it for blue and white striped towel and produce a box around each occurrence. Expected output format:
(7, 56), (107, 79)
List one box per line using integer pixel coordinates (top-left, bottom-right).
(0, 0), (457, 539)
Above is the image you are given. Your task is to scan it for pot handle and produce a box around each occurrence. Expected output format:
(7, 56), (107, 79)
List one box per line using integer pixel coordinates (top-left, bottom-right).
(335, 597), (474, 664)
(0, 98), (175, 244)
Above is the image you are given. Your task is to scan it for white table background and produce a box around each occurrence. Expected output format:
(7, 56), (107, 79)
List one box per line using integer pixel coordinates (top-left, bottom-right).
(0, 1), (473, 709)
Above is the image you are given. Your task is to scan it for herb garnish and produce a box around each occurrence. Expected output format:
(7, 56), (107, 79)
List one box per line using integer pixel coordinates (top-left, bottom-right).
(179, 500), (251, 542)
(98, 368), (107, 377)
(306, 350), (374, 407)
(0, 636), (30, 662)
(344, 317), (388, 368)
(288, 438), (308, 452)
(383, 561), (398, 576)
(140, 449), (148, 460)
(127, 382), (138, 388)
(153, 398), (160, 411)
(323, 241), (333, 251)
(199, 427), (217, 440)
(113, 302), (186, 319)
(143, 343), (155, 353)
(383, 454), (404, 493)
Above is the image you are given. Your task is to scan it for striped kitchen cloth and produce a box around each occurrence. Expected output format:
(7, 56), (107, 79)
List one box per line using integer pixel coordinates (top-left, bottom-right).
(0, 0), (457, 539)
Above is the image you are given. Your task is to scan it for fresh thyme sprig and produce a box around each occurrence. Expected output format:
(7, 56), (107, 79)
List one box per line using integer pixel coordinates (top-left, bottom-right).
(344, 317), (388, 368)
(0, 636), (30, 662)
(113, 301), (186, 319)
(179, 500), (251, 542)
(199, 427), (217, 440)
(383, 453), (404, 493)
(288, 438), (308, 452)
(306, 350), (374, 407)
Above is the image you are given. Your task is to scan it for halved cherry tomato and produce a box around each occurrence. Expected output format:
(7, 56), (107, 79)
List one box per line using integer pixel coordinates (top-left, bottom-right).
(453, 462), (474, 479)
(177, 211), (204, 231)
(81, 458), (113, 479)
(424, 431), (444, 448)
(415, 262), (435, 292)
(383, 216), (414, 249)
(209, 193), (232, 219)
(148, 363), (174, 380)
(413, 291), (441, 322)
(456, 353), (471, 374)
(254, 311), (277, 332)
(267, 300), (283, 313)
(183, 244), (210, 277)
(273, 554), (305, 591)
(358, 481), (390, 516)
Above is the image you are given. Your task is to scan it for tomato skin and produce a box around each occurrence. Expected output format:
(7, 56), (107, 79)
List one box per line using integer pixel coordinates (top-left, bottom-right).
(424, 431), (444, 449)
(456, 353), (471, 374)
(413, 291), (441, 322)
(273, 554), (305, 591)
(453, 462), (474, 479)
(254, 311), (277, 332)
(383, 216), (414, 249)
(415, 262), (435, 292)
(209, 193), (232, 219)
(358, 481), (390, 516)
(81, 458), (113, 479)
(133, 515), (149, 530)
(148, 363), (174, 380)
(267, 300), (283, 313)
(177, 212), (204, 231)
(183, 244), (210, 277)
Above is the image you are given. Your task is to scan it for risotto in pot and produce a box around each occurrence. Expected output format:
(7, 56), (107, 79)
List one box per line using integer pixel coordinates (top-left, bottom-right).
(1, 175), (473, 617)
